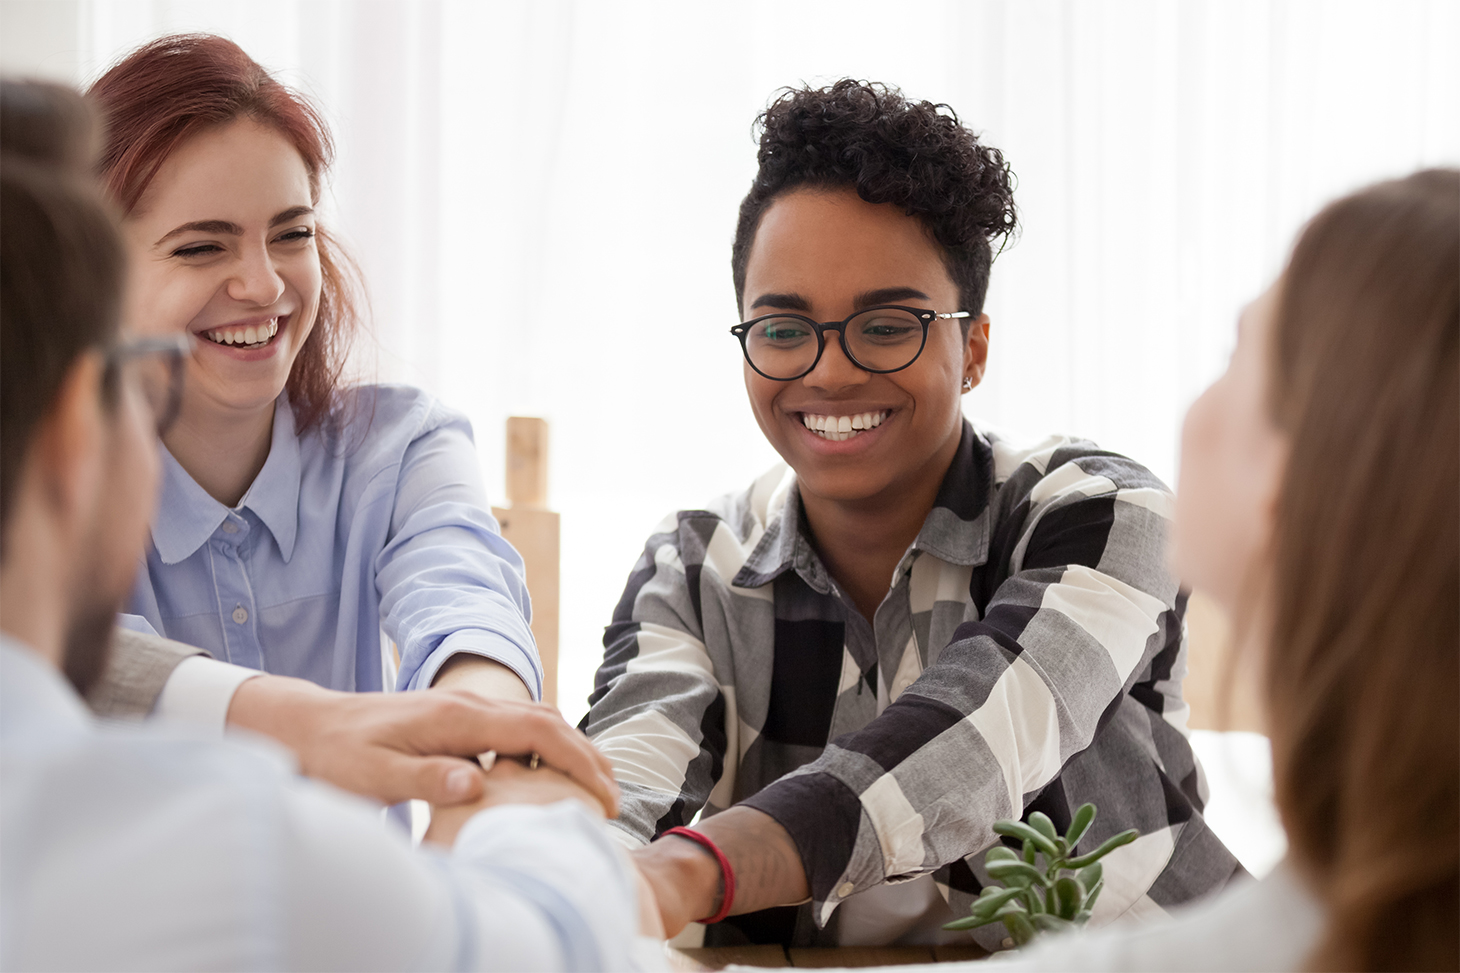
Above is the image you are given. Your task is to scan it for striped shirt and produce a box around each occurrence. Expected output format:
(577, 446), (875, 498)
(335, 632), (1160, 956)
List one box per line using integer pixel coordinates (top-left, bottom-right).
(581, 421), (1242, 949)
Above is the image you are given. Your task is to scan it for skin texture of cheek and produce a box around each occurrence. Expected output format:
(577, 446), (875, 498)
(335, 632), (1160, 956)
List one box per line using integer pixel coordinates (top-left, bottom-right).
(1172, 289), (1287, 616)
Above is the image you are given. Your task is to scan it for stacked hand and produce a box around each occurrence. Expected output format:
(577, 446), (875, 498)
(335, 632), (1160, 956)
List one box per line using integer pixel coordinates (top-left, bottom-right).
(226, 674), (618, 810)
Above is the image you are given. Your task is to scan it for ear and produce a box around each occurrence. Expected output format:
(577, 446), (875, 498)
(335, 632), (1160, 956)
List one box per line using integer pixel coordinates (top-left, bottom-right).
(962, 314), (991, 392)
(31, 351), (108, 529)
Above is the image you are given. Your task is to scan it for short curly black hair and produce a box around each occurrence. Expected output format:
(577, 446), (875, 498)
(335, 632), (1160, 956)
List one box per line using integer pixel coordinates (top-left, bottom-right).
(732, 80), (1017, 324)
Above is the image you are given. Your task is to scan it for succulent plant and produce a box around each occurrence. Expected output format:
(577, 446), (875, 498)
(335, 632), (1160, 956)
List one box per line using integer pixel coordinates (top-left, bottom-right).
(943, 803), (1138, 947)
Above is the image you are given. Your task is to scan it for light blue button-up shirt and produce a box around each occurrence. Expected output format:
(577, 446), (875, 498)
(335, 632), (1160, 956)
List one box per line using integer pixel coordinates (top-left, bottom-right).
(126, 385), (540, 696)
(0, 639), (664, 971)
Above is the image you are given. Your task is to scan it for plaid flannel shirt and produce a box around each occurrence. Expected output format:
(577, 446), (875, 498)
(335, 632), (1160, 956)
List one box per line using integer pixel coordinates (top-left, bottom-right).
(581, 422), (1242, 948)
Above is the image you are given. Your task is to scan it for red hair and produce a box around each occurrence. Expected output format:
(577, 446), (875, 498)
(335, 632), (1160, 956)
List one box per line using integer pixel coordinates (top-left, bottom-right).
(87, 33), (361, 432)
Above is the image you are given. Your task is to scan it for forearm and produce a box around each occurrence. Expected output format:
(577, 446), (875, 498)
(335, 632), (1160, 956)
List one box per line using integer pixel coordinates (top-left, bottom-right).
(227, 671), (333, 751)
(699, 805), (810, 914)
(631, 805), (809, 931)
(431, 652), (532, 702)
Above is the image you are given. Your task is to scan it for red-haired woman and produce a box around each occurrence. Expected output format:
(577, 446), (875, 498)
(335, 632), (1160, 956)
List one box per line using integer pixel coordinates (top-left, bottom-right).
(951, 171), (1458, 970)
(94, 35), (539, 708)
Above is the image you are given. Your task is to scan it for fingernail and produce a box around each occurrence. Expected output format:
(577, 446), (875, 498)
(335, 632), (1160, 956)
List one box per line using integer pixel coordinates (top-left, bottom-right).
(446, 766), (475, 798)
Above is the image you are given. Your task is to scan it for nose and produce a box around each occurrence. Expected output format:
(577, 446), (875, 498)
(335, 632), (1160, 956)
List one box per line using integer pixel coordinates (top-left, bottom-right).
(226, 243), (286, 307)
(802, 327), (870, 393)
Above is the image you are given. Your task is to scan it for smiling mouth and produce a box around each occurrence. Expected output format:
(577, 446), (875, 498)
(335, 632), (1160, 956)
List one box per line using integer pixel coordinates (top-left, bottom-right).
(201, 318), (280, 350)
(800, 410), (890, 442)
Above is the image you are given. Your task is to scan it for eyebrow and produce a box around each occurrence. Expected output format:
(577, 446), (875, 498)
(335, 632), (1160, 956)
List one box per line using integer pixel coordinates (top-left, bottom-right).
(748, 286), (932, 314)
(153, 205), (315, 247)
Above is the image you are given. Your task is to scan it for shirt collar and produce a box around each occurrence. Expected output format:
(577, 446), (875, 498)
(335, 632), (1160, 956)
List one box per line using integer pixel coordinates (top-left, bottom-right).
(735, 483), (832, 592)
(912, 420), (994, 567)
(238, 397), (301, 562)
(731, 419), (995, 591)
(150, 396), (301, 565)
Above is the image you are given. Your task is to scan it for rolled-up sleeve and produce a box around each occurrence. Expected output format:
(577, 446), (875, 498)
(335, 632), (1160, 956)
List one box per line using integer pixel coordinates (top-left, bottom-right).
(376, 412), (540, 698)
(579, 515), (729, 847)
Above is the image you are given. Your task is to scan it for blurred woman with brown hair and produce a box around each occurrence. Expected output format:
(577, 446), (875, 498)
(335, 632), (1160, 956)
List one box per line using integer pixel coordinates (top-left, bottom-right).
(951, 170), (1459, 970)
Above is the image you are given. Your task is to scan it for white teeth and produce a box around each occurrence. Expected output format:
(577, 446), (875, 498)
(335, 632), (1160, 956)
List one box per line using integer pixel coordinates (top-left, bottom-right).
(800, 410), (890, 441)
(204, 319), (278, 348)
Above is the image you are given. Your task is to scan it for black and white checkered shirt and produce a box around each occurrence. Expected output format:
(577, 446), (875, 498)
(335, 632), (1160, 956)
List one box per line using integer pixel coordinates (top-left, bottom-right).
(582, 422), (1242, 948)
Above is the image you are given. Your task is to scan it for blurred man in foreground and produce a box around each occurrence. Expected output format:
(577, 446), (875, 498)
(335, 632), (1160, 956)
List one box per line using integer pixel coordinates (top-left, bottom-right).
(0, 83), (663, 971)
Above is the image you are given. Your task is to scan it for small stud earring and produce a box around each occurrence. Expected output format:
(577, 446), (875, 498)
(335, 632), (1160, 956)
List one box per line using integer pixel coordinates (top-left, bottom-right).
(961, 376), (974, 392)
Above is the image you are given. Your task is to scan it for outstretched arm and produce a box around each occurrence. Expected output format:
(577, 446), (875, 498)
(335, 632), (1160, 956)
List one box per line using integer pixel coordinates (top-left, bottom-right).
(227, 673), (618, 810)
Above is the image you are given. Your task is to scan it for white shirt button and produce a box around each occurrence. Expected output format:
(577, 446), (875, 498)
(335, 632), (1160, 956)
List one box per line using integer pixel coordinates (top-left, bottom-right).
(231, 606), (248, 624)
(837, 882), (855, 898)
(221, 521), (239, 534)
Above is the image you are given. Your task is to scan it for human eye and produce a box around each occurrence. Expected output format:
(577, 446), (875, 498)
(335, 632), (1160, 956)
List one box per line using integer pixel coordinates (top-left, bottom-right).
(856, 313), (920, 342)
(170, 241), (225, 259)
(274, 226), (315, 245)
(759, 319), (813, 344)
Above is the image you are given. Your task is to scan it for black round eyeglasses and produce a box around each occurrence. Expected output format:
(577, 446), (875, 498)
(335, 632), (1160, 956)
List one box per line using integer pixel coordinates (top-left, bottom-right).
(730, 304), (970, 381)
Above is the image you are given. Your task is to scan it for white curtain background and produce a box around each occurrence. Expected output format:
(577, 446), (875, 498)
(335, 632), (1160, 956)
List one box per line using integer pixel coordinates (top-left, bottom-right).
(4, 0), (1457, 736)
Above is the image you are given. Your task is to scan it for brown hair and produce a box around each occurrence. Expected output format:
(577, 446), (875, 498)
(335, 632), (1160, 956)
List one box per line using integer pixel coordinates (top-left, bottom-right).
(1265, 169), (1459, 971)
(0, 81), (126, 555)
(86, 34), (362, 432)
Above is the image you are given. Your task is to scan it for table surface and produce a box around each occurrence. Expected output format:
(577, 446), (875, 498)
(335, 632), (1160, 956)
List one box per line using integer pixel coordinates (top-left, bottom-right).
(666, 944), (990, 970)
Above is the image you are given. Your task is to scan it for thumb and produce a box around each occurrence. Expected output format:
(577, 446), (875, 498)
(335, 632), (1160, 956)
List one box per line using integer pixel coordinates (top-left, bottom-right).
(400, 755), (485, 806)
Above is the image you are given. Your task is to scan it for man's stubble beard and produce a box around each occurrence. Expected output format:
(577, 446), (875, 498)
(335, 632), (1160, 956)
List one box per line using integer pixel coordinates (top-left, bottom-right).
(61, 597), (118, 697)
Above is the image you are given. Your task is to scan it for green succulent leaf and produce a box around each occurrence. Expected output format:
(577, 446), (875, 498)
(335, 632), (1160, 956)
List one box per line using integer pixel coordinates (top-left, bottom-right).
(1065, 803), (1098, 849)
(1084, 878), (1105, 911)
(986, 846), (1018, 864)
(1022, 886), (1044, 914)
(1022, 838), (1038, 864)
(1053, 876), (1084, 920)
(1077, 862), (1103, 891)
(1028, 812), (1058, 844)
(1074, 909), (1093, 926)
(1002, 910), (1037, 947)
(970, 886), (1025, 919)
(944, 913), (1001, 931)
(987, 859), (1046, 887)
(1065, 829), (1140, 869)
(995, 820), (1061, 859)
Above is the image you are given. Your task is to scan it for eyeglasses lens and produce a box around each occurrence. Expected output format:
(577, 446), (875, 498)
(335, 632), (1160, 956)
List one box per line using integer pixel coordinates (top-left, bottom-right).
(745, 316), (819, 380)
(844, 308), (926, 372)
(128, 352), (184, 435)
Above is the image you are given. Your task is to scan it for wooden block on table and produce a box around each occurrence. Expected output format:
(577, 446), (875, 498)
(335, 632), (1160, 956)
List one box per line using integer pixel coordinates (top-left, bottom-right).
(670, 944), (790, 970)
(505, 416), (549, 508)
(492, 504), (559, 706)
(787, 945), (937, 967)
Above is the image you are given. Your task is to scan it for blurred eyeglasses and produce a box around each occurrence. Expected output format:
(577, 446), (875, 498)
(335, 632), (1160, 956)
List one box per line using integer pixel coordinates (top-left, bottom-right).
(104, 334), (190, 436)
(730, 305), (971, 381)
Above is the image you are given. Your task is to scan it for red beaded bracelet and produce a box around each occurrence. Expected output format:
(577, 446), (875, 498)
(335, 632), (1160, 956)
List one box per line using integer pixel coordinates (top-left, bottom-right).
(658, 826), (737, 924)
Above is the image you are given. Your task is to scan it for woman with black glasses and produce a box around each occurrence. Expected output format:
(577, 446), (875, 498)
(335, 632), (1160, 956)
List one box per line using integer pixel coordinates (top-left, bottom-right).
(583, 80), (1241, 950)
